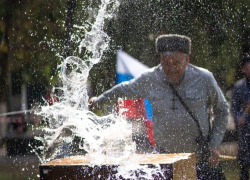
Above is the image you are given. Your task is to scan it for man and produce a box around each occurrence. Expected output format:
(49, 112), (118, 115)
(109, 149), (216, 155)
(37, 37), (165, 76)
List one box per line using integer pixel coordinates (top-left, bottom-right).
(89, 34), (229, 178)
(232, 53), (250, 180)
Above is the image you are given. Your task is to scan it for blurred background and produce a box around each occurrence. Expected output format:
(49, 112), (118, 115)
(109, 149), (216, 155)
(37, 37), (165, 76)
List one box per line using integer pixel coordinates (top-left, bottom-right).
(1, 0), (250, 179)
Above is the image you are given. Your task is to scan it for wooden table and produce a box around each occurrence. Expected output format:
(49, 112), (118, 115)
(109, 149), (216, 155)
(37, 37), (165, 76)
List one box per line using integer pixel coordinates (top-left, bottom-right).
(40, 153), (197, 180)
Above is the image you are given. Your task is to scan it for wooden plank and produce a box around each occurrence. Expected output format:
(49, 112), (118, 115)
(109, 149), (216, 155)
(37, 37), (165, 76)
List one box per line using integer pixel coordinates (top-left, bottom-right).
(173, 153), (197, 180)
(219, 155), (236, 161)
(40, 153), (197, 180)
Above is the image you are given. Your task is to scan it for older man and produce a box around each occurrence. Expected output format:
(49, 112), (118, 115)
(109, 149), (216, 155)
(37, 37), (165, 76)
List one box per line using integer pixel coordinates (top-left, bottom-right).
(89, 34), (229, 179)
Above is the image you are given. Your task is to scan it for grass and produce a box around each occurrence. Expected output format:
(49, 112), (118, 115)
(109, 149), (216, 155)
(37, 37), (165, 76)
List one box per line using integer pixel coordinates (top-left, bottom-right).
(0, 154), (40, 180)
(0, 173), (39, 180)
(221, 160), (240, 180)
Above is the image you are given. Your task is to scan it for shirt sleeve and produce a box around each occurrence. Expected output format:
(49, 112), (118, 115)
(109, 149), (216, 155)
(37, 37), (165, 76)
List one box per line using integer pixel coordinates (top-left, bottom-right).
(206, 73), (229, 148)
(94, 73), (150, 106)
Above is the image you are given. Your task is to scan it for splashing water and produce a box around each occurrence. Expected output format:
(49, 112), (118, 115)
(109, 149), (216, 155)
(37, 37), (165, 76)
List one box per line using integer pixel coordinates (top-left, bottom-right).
(34, 0), (165, 179)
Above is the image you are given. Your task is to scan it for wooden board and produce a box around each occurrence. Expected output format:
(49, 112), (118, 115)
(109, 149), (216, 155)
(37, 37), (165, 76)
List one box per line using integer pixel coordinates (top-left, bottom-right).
(40, 153), (197, 180)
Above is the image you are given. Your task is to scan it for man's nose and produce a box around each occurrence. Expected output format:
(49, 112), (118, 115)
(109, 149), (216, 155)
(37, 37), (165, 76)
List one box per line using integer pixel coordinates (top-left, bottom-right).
(168, 60), (178, 69)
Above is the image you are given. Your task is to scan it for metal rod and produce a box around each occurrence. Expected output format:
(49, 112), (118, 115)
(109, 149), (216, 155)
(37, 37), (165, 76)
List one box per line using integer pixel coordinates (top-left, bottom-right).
(0, 110), (33, 117)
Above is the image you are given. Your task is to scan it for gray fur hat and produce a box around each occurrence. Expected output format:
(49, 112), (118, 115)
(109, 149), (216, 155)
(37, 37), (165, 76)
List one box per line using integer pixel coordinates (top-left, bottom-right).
(156, 34), (191, 54)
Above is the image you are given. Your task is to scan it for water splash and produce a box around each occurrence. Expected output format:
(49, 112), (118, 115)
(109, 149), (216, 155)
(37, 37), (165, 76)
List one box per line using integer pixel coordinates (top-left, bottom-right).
(34, 0), (135, 164)
(34, 0), (166, 179)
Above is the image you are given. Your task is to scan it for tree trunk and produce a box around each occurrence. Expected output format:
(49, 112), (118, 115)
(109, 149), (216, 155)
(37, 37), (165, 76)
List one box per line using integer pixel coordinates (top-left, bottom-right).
(64, 0), (76, 58)
(0, 0), (12, 137)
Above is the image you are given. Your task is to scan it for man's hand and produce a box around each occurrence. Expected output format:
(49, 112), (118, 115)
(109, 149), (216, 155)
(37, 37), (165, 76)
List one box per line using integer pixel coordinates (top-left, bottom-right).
(88, 97), (98, 111)
(208, 146), (220, 166)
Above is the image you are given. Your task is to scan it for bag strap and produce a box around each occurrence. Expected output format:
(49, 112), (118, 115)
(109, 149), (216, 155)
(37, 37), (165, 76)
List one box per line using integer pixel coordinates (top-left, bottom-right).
(168, 83), (205, 137)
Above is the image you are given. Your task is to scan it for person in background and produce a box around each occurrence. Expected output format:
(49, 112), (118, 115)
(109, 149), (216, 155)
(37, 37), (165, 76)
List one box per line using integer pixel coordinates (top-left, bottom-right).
(89, 34), (229, 179)
(232, 53), (250, 180)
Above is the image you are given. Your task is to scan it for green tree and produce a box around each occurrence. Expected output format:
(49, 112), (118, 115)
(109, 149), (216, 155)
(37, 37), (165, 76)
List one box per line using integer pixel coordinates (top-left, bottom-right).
(0, 0), (69, 110)
(92, 0), (250, 96)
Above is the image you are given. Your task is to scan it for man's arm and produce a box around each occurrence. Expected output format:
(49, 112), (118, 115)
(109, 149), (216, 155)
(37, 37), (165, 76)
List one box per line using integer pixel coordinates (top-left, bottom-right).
(206, 73), (229, 148)
(89, 73), (150, 110)
(206, 73), (229, 165)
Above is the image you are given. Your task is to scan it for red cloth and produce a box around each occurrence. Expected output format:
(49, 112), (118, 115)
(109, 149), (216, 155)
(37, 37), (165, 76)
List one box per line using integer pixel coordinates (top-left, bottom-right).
(117, 99), (146, 119)
(116, 99), (155, 147)
(45, 94), (58, 106)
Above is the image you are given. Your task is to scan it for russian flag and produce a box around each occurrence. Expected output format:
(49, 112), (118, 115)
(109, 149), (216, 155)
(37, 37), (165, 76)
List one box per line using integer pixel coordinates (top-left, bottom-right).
(116, 49), (155, 147)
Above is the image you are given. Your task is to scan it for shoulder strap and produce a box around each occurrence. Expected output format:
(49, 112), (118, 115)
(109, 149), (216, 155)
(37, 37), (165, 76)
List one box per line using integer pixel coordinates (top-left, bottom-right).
(168, 83), (204, 137)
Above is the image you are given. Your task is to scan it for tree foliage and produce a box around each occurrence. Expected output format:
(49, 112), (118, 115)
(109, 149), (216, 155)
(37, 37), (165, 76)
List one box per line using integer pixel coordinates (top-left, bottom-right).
(0, 0), (68, 105)
(1, 0), (250, 107)
(98, 0), (250, 94)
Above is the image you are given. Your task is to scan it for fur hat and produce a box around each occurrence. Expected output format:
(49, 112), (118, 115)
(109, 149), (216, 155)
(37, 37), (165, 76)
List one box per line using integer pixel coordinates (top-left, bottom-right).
(156, 34), (191, 54)
(241, 53), (250, 67)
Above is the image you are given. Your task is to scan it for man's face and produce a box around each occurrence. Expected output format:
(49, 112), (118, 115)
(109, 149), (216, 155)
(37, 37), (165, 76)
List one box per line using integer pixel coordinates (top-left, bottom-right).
(160, 51), (189, 86)
(241, 62), (250, 78)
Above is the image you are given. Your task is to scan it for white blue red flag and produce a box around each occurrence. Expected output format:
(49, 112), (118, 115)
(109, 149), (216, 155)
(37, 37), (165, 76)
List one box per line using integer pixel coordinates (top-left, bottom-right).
(116, 49), (155, 146)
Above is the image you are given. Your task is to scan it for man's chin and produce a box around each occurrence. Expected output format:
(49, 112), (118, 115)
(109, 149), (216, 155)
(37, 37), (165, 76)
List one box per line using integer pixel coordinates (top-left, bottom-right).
(167, 77), (178, 84)
(167, 78), (182, 86)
